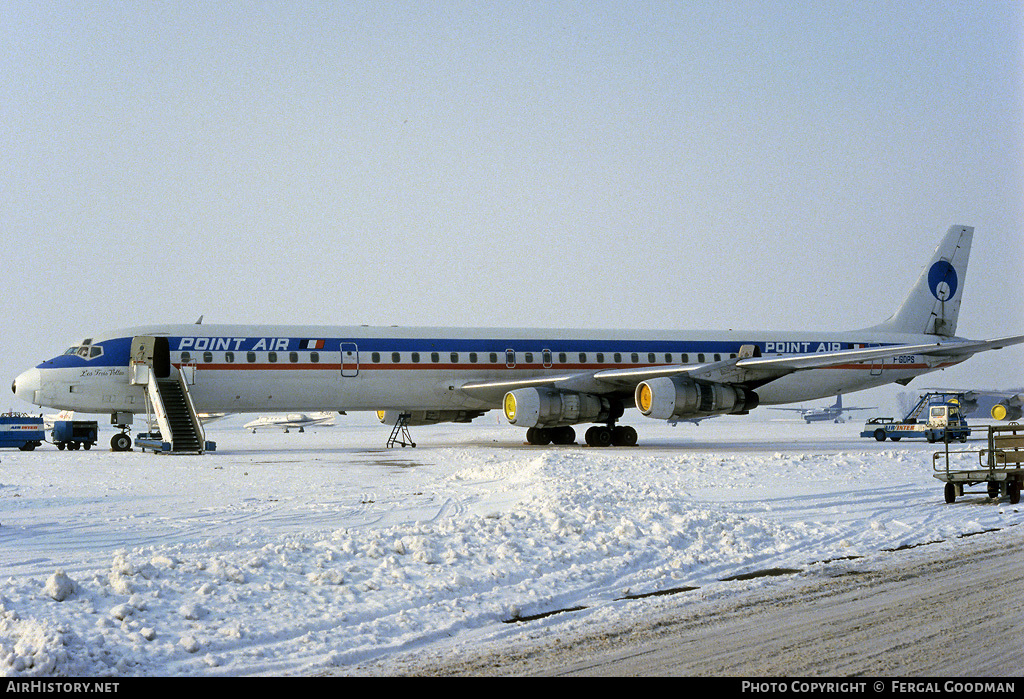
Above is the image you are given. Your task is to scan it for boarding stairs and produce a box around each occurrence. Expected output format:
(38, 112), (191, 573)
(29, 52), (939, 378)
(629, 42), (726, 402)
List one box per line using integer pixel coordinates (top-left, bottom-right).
(151, 374), (204, 452)
(132, 365), (212, 453)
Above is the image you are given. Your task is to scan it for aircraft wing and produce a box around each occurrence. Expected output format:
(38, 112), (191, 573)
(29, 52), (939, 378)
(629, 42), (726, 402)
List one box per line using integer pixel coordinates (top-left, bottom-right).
(459, 335), (1024, 402)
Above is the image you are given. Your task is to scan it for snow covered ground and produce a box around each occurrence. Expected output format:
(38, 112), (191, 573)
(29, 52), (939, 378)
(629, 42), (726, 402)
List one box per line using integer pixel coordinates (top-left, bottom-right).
(1, 414), (1020, 677)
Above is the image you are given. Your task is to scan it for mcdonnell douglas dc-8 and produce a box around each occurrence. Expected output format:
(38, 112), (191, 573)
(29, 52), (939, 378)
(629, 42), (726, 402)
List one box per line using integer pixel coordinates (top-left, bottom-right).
(12, 225), (1024, 451)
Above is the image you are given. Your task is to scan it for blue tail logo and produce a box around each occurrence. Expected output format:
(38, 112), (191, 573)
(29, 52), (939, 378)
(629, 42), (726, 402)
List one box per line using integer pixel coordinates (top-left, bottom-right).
(928, 260), (958, 301)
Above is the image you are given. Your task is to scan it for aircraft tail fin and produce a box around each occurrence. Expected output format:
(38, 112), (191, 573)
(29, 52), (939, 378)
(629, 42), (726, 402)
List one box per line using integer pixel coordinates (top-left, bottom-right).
(868, 224), (973, 337)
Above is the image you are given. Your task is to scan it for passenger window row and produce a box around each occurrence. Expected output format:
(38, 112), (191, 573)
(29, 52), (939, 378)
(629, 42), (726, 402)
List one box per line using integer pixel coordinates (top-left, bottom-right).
(176, 350), (737, 365)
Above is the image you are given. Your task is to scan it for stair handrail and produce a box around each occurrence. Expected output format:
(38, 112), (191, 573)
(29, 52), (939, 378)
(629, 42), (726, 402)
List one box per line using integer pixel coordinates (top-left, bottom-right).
(144, 375), (174, 446)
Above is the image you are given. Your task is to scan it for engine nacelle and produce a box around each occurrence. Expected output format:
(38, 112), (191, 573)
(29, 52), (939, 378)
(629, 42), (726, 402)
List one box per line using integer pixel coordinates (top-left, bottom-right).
(376, 409), (485, 426)
(991, 402), (1023, 422)
(503, 388), (612, 428)
(635, 376), (758, 420)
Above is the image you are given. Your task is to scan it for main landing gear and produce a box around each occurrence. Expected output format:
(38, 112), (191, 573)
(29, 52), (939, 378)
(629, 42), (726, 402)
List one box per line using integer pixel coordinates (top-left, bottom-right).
(525, 423), (638, 447)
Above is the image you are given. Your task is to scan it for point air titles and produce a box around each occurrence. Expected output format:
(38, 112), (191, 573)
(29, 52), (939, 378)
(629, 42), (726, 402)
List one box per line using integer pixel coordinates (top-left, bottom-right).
(176, 337), (294, 352)
(764, 341), (843, 354)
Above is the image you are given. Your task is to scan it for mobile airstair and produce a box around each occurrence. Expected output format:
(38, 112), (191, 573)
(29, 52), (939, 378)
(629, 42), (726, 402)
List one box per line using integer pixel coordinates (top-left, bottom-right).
(129, 336), (215, 454)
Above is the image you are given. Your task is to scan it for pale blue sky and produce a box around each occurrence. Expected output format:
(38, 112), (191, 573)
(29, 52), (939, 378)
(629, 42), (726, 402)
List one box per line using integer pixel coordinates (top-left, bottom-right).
(3, 1), (1022, 405)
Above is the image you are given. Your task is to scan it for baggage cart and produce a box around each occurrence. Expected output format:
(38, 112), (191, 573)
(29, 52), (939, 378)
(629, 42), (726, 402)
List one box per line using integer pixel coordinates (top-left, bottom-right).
(933, 423), (1024, 504)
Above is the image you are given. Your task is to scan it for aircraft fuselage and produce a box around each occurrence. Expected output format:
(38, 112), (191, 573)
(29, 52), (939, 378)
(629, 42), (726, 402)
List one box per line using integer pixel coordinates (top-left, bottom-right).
(13, 323), (959, 417)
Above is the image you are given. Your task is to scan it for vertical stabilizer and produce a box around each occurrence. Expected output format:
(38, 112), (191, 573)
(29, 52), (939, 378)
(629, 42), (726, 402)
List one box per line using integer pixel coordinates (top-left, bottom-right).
(870, 225), (973, 337)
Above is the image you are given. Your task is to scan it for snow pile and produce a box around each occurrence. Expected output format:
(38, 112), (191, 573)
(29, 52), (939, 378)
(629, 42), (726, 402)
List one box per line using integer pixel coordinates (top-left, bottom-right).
(0, 418), (1019, 676)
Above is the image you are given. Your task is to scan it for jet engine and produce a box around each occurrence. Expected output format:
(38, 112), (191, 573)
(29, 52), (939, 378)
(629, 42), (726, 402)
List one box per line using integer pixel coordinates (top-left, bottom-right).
(991, 394), (1024, 421)
(376, 409), (485, 426)
(502, 387), (612, 428)
(635, 376), (758, 420)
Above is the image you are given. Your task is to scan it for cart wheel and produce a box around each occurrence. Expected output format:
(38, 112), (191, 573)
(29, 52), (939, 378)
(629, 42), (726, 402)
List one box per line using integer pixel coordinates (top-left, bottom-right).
(944, 482), (956, 504)
(988, 481), (1000, 498)
(1009, 480), (1021, 505)
(56, 442), (66, 451)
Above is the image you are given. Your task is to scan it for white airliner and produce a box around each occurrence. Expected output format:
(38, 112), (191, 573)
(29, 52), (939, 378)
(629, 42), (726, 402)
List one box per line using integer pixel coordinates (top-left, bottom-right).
(11, 224), (1024, 450)
(244, 412), (336, 433)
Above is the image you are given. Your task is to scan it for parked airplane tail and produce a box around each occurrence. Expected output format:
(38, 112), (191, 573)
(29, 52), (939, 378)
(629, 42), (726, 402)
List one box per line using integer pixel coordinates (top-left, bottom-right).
(867, 224), (973, 337)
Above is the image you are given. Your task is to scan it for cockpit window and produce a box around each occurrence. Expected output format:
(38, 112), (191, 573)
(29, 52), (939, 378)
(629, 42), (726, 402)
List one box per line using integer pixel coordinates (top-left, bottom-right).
(65, 344), (104, 360)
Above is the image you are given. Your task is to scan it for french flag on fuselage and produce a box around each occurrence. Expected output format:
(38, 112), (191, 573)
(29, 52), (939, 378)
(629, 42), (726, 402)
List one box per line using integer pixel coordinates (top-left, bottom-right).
(299, 339), (325, 350)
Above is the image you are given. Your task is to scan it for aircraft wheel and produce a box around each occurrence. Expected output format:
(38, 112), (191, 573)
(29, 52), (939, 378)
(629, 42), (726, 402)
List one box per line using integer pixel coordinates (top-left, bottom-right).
(526, 427), (551, 446)
(585, 426), (613, 447)
(111, 433), (131, 452)
(612, 426), (638, 447)
(550, 426), (576, 445)
(944, 482), (956, 504)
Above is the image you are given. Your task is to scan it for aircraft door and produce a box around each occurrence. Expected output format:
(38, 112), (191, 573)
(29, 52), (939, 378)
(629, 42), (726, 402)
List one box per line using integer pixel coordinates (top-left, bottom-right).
(868, 344), (884, 377)
(341, 342), (359, 377)
(130, 336), (171, 383)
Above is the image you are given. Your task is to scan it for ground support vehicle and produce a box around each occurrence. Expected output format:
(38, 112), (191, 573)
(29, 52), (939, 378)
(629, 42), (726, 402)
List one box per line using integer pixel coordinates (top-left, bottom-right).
(933, 423), (1024, 504)
(861, 392), (971, 443)
(0, 413), (44, 450)
(51, 420), (98, 450)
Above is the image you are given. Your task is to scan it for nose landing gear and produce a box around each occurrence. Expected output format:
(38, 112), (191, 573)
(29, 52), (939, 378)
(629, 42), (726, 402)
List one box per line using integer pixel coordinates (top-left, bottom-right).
(110, 412), (133, 452)
(111, 432), (132, 452)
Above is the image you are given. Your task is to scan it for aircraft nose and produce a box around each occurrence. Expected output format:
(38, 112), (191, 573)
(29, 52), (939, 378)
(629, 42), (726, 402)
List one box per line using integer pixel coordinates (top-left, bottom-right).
(12, 367), (41, 403)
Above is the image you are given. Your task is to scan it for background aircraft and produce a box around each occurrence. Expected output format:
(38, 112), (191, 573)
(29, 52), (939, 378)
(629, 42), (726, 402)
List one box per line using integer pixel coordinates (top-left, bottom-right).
(244, 412), (336, 433)
(901, 389), (1024, 422)
(770, 394), (875, 423)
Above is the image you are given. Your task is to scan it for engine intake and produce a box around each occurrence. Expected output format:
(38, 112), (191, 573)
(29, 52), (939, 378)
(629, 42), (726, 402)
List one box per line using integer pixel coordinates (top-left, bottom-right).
(503, 388), (612, 428)
(992, 403), (1023, 421)
(635, 376), (758, 420)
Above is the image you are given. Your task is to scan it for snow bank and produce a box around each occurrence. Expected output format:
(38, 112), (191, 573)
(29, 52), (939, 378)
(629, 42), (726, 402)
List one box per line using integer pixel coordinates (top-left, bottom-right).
(1, 418), (1019, 676)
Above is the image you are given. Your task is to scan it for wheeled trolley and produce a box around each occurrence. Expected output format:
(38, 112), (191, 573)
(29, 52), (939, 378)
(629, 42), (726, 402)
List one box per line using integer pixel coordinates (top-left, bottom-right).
(51, 420), (98, 451)
(933, 423), (1024, 504)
